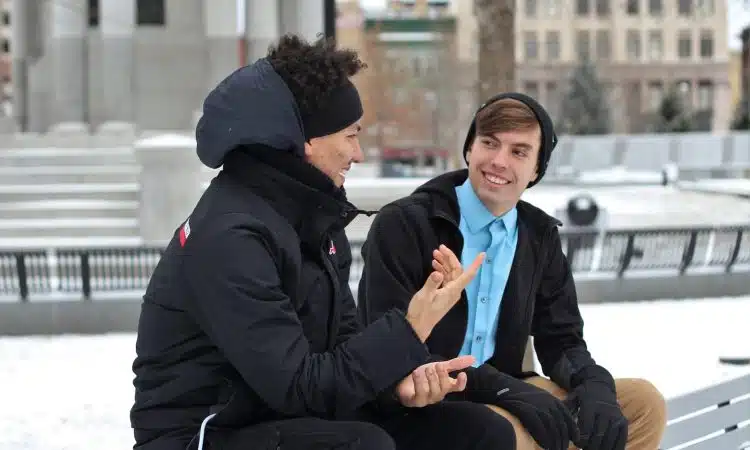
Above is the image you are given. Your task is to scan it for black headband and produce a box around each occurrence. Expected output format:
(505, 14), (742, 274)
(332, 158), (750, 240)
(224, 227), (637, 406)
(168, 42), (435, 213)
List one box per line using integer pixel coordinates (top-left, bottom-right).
(302, 80), (363, 140)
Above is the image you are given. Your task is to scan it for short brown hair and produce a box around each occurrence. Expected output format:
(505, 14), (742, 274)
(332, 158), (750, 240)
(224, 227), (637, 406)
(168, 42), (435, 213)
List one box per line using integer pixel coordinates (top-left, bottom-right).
(475, 98), (539, 137)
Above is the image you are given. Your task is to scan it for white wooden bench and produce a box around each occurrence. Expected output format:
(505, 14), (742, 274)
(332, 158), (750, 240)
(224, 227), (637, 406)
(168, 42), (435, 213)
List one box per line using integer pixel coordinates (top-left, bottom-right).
(660, 372), (750, 449)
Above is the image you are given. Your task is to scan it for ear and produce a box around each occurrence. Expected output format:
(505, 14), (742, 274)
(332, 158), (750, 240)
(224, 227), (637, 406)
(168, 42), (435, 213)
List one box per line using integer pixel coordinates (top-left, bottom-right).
(304, 140), (314, 158)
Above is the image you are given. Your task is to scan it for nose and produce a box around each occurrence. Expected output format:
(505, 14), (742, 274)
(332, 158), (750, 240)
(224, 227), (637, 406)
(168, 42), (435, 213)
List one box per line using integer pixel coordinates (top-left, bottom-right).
(352, 139), (365, 163)
(490, 147), (510, 168)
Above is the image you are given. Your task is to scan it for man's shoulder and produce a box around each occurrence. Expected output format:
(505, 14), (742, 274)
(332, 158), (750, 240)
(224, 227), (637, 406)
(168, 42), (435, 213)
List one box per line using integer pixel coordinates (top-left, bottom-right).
(378, 190), (433, 223)
(517, 199), (562, 232)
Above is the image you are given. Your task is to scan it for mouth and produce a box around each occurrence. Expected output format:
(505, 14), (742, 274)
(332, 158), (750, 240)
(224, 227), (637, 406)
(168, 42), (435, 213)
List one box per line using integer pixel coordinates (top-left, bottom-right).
(483, 171), (511, 186)
(338, 167), (350, 180)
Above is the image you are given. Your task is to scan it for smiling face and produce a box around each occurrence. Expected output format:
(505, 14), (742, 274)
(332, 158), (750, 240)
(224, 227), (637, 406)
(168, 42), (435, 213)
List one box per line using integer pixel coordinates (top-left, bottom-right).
(304, 121), (364, 187)
(466, 99), (541, 216)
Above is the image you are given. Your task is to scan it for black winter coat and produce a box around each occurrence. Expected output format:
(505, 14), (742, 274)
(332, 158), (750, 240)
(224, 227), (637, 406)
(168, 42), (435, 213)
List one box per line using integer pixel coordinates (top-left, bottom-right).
(358, 170), (605, 395)
(130, 59), (429, 450)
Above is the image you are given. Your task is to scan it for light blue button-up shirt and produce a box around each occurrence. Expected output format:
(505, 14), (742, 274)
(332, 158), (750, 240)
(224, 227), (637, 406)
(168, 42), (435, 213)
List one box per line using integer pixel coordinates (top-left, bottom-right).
(455, 179), (519, 366)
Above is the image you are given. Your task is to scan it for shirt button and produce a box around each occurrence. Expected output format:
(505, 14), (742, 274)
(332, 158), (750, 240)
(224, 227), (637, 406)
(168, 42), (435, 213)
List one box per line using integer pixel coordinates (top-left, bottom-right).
(486, 257), (493, 263)
(480, 297), (488, 303)
(476, 335), (483, 342)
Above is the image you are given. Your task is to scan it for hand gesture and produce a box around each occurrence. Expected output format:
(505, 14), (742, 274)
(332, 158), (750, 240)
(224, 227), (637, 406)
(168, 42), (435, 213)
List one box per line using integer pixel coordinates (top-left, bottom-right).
(395, 355), (476, 408)
(405, 249), (484, 342)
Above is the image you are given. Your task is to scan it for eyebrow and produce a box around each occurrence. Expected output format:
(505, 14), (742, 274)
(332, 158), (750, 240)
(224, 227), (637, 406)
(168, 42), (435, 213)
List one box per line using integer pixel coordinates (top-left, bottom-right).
(481, 134), (532, 150)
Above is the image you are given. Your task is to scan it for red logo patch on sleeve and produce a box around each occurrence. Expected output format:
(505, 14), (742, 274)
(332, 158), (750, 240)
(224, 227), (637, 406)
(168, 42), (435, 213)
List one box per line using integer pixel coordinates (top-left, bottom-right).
(179, 219), (191, 247)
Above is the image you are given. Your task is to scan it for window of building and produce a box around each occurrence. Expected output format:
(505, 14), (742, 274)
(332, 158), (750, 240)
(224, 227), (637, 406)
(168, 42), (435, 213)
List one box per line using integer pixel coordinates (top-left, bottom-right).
(1, 10), (10, 26)
(695, 0), (714, 16)
(546, 31), (560, 61)
(626, 29), (641, 61)
(647, 30), (663, 61)
(1, 39), (9, 54)
(649, 0), (663, 16)
(596, 0), (610, 17)
(676, 80), (692, 108)
(697, 80), (714, 109)
(626, 0), (639, 15)
(678, 30), (692, 59)
(648, 81), (663, 110)
(677, 0), (692, 16)
(545, 0), (562, 17)
(596, 30), (611, 60)
(87, 0), (99, 27)
(700, 30), (713, 58)
(525, 31), (539, 61)
(525, 0), (537, 17)
(576, 30), (591, 61)
(577, 0), (590, 16)
(524, 82), (540, 100)
(137, 0), (165, 26)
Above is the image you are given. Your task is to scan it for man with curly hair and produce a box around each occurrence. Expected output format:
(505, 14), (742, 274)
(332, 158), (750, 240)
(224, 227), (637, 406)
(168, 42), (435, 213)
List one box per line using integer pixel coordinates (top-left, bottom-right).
(129, 34), (501, 450)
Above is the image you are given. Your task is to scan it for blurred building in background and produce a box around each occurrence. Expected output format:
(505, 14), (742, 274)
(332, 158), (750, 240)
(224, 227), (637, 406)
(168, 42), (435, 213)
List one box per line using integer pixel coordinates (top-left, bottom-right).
(0, 0), (11, 117)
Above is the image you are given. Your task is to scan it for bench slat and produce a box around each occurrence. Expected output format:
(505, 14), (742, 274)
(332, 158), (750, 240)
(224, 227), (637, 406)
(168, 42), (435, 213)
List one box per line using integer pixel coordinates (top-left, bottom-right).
(667, 374), (750, 420)
(678, 423), (750, 450)
(661, 397), (750, 447)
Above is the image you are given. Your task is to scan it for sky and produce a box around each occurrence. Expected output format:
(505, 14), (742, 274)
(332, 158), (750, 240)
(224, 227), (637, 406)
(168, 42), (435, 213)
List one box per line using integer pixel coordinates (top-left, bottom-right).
(358, 0), (750, 51)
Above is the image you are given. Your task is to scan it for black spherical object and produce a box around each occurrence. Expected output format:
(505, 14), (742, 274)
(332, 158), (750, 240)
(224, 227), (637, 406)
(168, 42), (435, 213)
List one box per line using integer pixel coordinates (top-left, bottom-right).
(566, 194), (599, 226)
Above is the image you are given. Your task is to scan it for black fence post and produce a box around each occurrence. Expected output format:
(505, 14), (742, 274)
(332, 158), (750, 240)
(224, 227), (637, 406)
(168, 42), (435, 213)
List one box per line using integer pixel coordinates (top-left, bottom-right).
(81, 252), (91, 300)
(15, 253), (29, 302)
(679, 231), (698, 275)
(726, 229), (743, 272)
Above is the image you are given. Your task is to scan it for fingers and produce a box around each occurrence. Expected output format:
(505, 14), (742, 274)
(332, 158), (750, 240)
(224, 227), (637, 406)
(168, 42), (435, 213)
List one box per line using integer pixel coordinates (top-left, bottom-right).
(437, 355), (476, 372)
(454, 371), (468, 392)
(450, 252), (485, 291)
(440, 244), (463, 275)
(425, 365), (442, 402)
(419, 271), (444, 296)
(411, 367), (431, 407)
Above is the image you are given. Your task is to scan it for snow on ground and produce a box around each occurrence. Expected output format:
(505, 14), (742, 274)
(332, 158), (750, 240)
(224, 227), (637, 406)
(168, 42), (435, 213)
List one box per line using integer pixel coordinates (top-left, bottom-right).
(2, 296), (749, 450)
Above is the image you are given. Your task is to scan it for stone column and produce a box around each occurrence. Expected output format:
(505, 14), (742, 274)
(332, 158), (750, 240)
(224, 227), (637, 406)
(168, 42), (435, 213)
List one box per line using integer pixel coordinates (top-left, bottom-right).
(98, 0), (135, 126)
(50, 0), (88, 126)
(246, 0), (280, 63)
(204, 0), (240, 91)
(134, 134), (206, 246)
(279, 0), (324, 43)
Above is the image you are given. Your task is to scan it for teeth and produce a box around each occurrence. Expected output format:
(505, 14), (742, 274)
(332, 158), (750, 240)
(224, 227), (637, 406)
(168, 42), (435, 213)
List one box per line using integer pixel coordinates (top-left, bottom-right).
(485, 173), (509, 185)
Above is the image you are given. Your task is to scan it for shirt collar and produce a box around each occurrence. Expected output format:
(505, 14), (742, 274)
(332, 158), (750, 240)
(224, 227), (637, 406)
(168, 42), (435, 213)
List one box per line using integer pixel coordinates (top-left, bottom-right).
(455, 179), (518, 234)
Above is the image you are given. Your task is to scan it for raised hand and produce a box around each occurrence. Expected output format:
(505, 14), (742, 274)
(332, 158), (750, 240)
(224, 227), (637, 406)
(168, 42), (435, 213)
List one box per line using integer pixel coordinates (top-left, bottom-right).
(405, 250), (484, 342)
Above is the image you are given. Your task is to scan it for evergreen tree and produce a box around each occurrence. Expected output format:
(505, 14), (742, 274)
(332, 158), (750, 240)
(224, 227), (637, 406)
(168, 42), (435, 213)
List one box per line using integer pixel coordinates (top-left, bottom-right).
(557, 60), (611, 135)
(653, 86), (693, 133)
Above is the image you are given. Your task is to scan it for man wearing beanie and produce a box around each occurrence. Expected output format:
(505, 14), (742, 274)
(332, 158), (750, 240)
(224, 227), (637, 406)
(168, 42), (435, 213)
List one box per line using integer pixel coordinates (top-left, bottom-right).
(357, 94), (668, 450)
(129, 35), (491, 450)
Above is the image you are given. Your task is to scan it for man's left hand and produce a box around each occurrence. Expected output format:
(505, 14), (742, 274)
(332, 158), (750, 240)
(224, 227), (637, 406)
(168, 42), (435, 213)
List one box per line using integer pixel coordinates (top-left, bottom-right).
(565, 380), (628, 450)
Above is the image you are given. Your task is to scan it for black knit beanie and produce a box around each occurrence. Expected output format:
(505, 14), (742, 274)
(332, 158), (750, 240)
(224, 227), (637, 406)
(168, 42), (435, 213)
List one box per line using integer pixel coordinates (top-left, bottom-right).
(302, 79), (363, 140)
(462, 92), (558, 188)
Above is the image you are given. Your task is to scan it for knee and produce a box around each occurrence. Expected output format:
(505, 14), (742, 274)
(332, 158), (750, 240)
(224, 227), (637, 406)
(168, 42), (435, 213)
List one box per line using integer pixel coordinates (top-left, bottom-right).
(622, 378), (667, 425)
(351, 422), (396, 450)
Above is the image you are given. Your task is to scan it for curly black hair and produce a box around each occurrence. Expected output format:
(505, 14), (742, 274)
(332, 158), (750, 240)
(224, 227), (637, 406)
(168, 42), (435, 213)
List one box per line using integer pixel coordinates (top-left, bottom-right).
(266, 34), (367, 118)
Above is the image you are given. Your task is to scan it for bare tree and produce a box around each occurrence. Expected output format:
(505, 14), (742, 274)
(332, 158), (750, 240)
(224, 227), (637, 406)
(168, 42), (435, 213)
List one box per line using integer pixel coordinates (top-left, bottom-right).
(475, 0), (515, 100)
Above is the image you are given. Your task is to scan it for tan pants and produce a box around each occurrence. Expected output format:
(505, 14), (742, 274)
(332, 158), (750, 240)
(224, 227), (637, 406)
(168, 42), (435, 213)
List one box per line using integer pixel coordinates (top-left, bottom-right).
(487, 377), (667, 450)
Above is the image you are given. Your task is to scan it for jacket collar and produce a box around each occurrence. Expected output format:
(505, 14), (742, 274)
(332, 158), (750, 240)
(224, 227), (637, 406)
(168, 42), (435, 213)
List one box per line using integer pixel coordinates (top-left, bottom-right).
(221, 147), (362, 246)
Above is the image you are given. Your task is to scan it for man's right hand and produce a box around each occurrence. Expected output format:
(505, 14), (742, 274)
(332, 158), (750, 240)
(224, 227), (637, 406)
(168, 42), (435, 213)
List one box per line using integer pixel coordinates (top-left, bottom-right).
(405, 248), (484, 342)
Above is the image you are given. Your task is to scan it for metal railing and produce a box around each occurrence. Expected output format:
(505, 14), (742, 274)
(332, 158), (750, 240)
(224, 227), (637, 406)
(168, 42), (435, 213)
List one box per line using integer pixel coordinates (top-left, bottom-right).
(1, 225), (748, 302)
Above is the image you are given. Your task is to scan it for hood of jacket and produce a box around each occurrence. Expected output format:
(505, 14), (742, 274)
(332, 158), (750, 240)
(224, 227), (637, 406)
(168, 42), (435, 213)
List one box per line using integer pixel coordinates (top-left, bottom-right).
(195, 58), (305, 169)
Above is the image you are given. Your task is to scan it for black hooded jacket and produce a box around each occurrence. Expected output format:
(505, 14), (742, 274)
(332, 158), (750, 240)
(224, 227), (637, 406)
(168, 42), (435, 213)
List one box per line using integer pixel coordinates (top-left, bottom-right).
(130, 59), (430, 450)
(358, 170), (608, 402)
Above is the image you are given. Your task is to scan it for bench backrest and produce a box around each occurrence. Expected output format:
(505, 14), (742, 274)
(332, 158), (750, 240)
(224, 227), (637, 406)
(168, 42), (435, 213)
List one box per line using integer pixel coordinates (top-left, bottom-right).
(660, 373), (750, 449)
